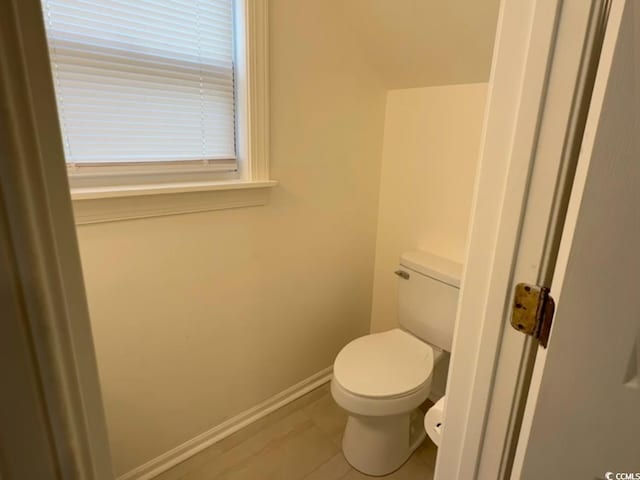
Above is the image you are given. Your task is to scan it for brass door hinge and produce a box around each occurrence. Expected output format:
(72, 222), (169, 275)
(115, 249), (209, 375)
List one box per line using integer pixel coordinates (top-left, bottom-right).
(511, 283), (555, 348)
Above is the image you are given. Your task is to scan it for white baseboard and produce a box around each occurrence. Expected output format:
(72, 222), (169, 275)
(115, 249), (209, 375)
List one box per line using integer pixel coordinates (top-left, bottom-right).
(118, 367), (333, 480)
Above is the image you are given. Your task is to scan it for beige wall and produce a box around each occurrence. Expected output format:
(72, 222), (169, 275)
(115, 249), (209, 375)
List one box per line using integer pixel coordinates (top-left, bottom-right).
(77, 0), (386, 475)
(342, 0), (500, 89)
(370, 84), (487, 334)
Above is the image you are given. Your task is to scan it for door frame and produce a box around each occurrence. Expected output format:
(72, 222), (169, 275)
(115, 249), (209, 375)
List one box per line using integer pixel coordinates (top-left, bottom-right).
(0, 0), (113, 478)
(512, 0), (628, 474)
(437, 0), (609, 479)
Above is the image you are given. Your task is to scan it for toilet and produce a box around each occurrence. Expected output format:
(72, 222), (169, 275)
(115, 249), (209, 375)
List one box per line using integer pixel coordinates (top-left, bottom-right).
(331, 250), (461, 476)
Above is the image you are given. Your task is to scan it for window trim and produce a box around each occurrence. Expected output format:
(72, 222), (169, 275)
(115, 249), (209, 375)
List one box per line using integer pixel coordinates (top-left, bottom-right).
(233, 0), (270, 183)
(69, 0), (275, 222)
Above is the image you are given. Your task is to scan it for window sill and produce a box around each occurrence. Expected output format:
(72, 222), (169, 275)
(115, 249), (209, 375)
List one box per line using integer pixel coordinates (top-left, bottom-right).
(71, 180), (277, 225)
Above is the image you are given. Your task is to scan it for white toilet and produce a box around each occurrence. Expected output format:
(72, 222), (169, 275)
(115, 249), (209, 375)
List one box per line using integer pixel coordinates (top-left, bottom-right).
(331, 250), (461, 476)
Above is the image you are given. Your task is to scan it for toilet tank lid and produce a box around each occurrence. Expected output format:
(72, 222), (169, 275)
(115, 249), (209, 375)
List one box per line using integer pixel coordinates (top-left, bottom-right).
(400, 250), (463, 288)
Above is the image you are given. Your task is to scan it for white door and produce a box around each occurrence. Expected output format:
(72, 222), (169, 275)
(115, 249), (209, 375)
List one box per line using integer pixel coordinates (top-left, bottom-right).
(513, 0), (640, 478)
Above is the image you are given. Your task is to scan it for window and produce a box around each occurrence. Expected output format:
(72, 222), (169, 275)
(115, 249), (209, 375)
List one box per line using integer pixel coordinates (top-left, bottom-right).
(41, 0), (271, 200)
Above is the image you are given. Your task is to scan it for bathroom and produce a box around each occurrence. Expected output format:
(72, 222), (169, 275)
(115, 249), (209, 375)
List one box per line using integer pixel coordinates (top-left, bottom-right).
(40, 0), (497, 478)
(5, 0), (640, 478)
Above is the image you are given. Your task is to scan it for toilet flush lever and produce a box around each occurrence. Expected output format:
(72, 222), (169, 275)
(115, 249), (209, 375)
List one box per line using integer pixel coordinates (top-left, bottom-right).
(394, 270), (410, 280)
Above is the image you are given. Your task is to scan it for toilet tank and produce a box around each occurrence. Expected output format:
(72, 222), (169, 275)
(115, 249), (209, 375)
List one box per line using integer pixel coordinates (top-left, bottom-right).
(396, 250), (462, 352)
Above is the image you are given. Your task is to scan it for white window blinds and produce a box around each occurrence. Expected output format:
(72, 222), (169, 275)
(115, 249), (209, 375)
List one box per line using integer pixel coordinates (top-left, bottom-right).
(42, 0), (236, 168)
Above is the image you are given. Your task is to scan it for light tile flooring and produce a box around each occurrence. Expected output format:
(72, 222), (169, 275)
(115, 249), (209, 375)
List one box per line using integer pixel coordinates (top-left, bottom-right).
(156, 384), (437, 480)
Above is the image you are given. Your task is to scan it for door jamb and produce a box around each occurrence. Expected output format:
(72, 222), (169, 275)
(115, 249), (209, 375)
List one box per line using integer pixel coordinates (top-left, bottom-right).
(436, 0), (608, 479)
(0, 0), (113, 478)
(511, 0), (620, 475)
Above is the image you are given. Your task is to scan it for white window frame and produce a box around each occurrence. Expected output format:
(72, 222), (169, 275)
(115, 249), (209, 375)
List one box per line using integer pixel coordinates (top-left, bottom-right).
(69, 0), (276, 224)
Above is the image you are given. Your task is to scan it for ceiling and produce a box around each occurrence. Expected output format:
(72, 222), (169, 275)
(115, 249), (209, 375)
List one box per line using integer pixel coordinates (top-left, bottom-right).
(340, 0), (501, 89)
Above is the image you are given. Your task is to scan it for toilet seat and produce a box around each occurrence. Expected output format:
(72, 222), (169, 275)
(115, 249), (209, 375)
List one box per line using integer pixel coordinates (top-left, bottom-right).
(333, 329), (434, 399)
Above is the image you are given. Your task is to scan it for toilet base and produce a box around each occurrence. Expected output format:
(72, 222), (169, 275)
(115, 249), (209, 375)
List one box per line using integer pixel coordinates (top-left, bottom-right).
(341, 409), (426, 476)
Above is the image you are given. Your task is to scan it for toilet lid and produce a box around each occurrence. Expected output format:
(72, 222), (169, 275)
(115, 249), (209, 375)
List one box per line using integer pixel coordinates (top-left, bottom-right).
(333, 329), (434, 398)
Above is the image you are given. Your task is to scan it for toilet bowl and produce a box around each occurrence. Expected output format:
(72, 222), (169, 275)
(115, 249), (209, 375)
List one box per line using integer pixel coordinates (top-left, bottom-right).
(331, 329), (442, 475)
(331, 250), (461, 476)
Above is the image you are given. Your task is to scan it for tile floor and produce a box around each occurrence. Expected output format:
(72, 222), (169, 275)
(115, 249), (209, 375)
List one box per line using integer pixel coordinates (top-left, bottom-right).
(155, 384), (437, 480)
